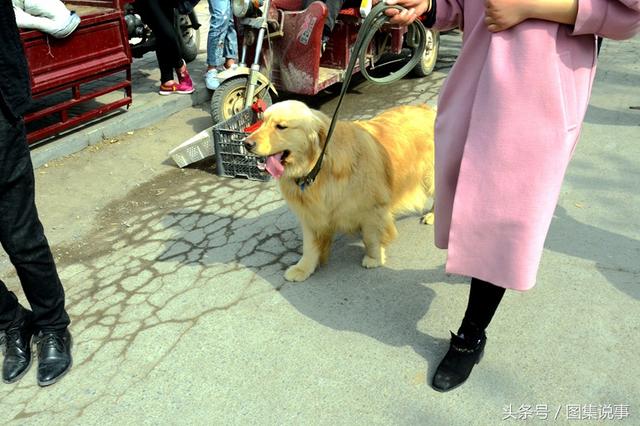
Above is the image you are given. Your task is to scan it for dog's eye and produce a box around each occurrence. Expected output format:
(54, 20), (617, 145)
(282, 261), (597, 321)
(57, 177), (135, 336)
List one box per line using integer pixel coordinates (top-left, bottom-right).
(276, 124), (287, 130)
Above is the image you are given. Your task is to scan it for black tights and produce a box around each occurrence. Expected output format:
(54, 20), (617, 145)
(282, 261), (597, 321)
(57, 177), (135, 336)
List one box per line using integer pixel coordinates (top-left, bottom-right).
(458, 277), (505, 340)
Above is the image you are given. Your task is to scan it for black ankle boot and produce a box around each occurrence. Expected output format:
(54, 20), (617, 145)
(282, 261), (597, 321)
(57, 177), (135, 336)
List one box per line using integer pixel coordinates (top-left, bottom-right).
(2, 307), (35, 384)
(36, 329), (72, 387)
(432, 330), (486, 392)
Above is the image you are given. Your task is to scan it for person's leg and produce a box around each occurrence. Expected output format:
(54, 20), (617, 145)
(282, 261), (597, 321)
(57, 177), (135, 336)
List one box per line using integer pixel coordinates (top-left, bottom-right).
(323, 0), (345, 34)
(432, 277), (505, 392)
(0, 287), (33, 384)
(223, 11), (238, 69)
(460, 277), (505, 338)
(0, 283), (21, 330)
(0, 111), (71, 386)
(137, 0), (183, 84)
(158, 1), (195, 93)
(207, 0), (230, 69)
(205, 0), (233, 89)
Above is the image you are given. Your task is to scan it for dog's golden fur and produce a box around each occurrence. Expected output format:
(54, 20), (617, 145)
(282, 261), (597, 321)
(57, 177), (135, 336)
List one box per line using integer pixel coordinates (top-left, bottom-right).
(245, 100), (435, 281)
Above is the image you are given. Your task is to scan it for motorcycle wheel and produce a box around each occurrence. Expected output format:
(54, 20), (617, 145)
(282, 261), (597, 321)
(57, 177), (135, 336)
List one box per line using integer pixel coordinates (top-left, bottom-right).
(411, 29), (440, 77)
(174, 13), (200, 63)
(210, 77), (273, 124)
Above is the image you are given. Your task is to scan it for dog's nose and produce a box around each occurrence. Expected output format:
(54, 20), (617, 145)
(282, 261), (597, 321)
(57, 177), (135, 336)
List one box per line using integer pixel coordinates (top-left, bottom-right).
(243, 139), (256, 152)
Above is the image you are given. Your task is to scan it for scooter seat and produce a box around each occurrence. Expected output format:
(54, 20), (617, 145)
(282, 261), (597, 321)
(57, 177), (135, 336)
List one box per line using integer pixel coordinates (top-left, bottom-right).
(272, 0), (361, 15)
(272, 0), (304, 11)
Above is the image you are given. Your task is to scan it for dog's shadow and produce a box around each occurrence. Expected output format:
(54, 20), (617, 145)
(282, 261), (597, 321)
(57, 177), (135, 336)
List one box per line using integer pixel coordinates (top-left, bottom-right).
(154, 181), (461, 375)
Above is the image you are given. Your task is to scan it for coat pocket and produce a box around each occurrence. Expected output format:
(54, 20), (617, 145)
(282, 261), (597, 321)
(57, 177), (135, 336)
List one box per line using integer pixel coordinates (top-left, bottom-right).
(557, 52), (578, 131)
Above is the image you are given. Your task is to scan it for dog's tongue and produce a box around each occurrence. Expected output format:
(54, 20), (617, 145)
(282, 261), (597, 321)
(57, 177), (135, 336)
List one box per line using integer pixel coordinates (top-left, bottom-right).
(265, 153), (284, 179)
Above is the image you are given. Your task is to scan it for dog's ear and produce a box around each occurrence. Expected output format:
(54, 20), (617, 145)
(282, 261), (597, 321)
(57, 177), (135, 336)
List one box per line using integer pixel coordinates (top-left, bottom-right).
(309, 109), (330, 146)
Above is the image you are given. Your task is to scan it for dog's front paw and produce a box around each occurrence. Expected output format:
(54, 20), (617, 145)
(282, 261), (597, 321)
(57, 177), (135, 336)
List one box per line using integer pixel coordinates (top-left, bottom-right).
(362, 255), (383, 269)
(421, 212), (434, 225)
(284, 265), (313, 282)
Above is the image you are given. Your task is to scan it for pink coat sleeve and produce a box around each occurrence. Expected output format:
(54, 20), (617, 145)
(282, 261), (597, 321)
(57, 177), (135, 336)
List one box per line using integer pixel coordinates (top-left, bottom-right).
(433, 0), (464, 31)
(572, 0), (640, 39)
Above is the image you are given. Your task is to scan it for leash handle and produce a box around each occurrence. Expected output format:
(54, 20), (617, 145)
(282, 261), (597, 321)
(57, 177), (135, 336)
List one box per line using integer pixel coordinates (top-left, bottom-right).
(298, 1), (425, 190)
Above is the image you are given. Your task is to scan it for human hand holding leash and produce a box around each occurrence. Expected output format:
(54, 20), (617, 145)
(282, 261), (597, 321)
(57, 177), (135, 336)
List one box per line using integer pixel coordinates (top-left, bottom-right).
(382, 0), (431, 26)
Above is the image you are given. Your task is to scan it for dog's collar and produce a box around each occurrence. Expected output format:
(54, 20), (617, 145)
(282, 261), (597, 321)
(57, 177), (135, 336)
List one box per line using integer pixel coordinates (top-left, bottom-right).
(295, 2), (419, 191)
(295, 175), (315, 191)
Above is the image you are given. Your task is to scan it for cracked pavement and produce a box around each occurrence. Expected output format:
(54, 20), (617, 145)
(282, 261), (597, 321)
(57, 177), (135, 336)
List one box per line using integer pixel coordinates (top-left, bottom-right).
(1, 33), (639, 425)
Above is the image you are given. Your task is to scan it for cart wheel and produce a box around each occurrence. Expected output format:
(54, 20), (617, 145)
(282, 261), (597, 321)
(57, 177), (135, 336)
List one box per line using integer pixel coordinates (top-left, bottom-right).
(210, 77), (273, 124)
(411, 29), (440, 77)
(175, 13), (200, 63)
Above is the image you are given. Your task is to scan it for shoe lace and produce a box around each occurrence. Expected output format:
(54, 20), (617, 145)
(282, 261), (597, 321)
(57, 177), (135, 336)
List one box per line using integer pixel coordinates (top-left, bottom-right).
(37, 332), (64, 353)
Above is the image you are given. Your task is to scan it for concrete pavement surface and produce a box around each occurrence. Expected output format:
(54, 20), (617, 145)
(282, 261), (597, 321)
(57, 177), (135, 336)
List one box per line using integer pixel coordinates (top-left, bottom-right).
(0, 30), (638, 426)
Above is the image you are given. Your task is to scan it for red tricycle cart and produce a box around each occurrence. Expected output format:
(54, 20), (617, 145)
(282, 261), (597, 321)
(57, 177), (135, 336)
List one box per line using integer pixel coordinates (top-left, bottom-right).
(19, 0), (132, 145)
(209, 0), (440, 123)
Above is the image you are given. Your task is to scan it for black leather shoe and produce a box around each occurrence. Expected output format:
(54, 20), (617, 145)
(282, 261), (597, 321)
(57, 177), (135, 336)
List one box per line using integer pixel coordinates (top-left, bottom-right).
(432, 331), (486, 392)
(36, 329), (72, 387)
(2, 309), (35, 384)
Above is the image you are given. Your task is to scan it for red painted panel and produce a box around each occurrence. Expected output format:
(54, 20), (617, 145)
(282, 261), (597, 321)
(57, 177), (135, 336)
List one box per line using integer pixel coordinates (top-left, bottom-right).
(19, 1), (132, 144)
(269, 2), (327, 94)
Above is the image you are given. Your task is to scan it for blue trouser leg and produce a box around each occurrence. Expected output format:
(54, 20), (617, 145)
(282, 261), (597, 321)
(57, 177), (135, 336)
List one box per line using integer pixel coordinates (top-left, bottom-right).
(207, 0), (238, 68)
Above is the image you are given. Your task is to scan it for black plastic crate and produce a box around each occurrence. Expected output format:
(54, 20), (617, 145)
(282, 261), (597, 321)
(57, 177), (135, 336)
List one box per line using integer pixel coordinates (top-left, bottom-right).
(212, 107), (270, 182)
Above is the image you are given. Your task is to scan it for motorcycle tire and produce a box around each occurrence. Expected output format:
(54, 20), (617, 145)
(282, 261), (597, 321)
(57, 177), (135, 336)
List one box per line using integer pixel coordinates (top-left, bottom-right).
(210, 77), (273, 124)
(411, 29), (440, 77)
(174, 12), (200, 63)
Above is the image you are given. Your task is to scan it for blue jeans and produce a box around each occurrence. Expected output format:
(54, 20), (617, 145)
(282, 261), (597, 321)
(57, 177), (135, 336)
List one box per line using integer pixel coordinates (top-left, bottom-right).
(207, 0), (238, 68)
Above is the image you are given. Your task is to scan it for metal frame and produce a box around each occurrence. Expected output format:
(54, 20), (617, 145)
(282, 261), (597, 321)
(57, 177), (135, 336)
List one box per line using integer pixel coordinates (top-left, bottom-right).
(20, 0), (132, 145)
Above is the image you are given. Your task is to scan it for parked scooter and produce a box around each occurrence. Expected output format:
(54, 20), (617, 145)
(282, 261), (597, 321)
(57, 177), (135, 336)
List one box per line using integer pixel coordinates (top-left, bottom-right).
(209, 0), (439, 123)
(123, 1), (201, 63)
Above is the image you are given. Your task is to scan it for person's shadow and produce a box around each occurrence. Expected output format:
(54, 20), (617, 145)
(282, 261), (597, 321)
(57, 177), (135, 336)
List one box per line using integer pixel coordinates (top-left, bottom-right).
(150, 179), (464, 376)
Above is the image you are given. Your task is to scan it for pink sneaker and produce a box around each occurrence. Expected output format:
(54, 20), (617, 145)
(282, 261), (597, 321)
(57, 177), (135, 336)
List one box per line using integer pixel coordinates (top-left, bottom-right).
(159, 73), (194, 95)
(177, 66), (195, 93)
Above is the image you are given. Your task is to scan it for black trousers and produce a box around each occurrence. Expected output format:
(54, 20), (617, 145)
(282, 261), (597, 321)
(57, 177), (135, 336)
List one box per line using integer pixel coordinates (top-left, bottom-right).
(136, 0), (184, 83)
(0, 108), (70, 332)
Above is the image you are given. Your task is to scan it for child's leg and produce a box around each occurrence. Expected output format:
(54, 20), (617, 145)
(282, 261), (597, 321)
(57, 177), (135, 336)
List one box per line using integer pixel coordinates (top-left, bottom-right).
(432, 277), (505, 392)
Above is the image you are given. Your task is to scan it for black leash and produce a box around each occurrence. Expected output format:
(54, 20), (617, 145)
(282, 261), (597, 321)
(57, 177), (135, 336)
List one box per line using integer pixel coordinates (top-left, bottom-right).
(296, 1), (427, 190)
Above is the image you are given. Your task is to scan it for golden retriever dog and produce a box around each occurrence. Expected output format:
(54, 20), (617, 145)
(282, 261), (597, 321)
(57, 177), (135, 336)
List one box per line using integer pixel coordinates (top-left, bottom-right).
(243, 100), (435, 282)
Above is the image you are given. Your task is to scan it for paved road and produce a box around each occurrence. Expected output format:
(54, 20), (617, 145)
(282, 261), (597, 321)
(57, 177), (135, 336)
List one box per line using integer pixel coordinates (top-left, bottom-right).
(0, 33), (638, 425)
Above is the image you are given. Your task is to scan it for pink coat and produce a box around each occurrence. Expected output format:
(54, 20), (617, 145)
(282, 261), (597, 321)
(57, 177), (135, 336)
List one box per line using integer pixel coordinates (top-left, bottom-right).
(432, 0), (640, 290)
